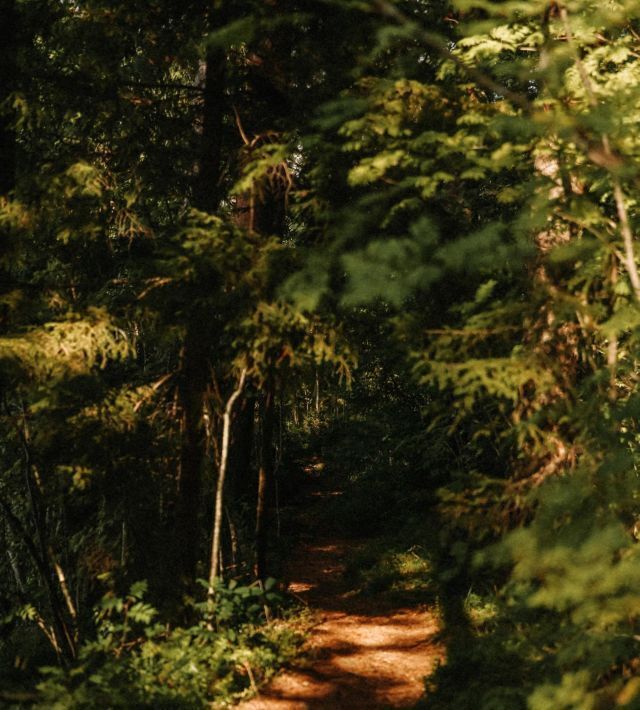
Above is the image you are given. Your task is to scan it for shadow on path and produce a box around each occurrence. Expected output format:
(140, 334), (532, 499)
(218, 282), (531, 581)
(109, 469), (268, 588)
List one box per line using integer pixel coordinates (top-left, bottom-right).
(239, 466), (444, 709)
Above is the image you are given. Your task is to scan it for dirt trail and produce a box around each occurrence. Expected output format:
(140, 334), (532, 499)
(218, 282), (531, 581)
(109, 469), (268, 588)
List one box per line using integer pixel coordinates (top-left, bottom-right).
(239, 472), (443, 709)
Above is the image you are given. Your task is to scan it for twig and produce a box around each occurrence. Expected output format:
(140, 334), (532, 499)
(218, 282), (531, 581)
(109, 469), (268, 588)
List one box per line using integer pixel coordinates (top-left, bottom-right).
(50, 552), (77, 624)
(118, 81), (204, 94)
(233, 104), (252, 146)
(133, 373), (174, 412)
(612, 181), (640, 302)
(137, 277), (174, 300)
(242, 661), (260, 695)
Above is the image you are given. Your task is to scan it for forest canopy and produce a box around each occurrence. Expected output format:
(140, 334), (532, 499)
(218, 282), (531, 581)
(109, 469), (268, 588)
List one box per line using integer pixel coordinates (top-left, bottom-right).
(3, 0), (640, 707)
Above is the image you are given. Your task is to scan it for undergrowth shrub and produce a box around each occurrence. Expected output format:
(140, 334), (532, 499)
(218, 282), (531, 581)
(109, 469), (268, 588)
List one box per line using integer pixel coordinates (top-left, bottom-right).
(35, 580), (303, 708)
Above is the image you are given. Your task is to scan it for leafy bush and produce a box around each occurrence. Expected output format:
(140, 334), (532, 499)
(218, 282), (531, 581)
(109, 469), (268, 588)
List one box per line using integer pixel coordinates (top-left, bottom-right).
(35, 581), (303, 708)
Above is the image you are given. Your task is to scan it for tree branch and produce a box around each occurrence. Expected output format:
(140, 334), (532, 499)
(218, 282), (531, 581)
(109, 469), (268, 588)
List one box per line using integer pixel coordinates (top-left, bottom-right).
(370, 0), (531, 110)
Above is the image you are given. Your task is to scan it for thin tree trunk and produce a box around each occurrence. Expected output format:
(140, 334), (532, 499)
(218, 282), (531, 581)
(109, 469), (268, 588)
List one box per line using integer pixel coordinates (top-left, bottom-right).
(225, 506), (239, 573)
(4, 521), (25, 594)
(255, 379), (275, 580)
(0, 0), (16, 197)
(608, 257), (618, 400)
(208, 369), (246, 598)
(17, 405), (76, 660)
(0, 495), (74, 661)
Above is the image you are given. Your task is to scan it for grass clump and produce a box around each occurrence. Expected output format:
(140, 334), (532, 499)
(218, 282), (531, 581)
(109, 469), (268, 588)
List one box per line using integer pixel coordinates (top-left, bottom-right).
(344, 541), (436, 603)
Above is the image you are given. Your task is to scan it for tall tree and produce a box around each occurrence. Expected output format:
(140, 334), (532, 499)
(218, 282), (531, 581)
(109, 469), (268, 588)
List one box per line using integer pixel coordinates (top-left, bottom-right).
(176, 4), (229, 584)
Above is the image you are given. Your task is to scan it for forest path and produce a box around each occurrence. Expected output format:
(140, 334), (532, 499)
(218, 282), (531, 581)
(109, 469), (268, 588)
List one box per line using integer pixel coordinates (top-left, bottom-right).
(238, 463), (443, 709)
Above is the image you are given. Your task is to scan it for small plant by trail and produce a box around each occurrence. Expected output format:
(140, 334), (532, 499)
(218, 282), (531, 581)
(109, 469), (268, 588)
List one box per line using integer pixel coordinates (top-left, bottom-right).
(34, 580), (303, 708)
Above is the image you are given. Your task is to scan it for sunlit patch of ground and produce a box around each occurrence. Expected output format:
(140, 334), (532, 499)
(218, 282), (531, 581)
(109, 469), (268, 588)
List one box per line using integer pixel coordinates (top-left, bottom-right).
(238, 535), (443, 709)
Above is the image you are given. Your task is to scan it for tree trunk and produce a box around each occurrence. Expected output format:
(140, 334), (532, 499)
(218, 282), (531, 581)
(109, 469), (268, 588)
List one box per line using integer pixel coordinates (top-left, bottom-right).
(177, 325), (210, 582)
(176, 35), (226, 584)
(255, 380), (275, 580)
(223, 392), (255, 571)
(194, 44), (226, 215)
(0, 0), (16, 197)
(227, 394), (255, 497)
(0, 0), (17, 336)
(208, 369), (246, 598)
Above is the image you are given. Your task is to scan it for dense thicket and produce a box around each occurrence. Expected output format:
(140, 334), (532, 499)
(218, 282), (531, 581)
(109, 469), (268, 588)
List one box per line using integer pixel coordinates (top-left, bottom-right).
(3, 0), (640, 707)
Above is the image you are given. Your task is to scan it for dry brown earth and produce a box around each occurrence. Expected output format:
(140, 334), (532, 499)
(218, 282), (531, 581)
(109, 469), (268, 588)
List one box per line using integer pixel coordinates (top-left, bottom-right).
(238, 489), (443, 710)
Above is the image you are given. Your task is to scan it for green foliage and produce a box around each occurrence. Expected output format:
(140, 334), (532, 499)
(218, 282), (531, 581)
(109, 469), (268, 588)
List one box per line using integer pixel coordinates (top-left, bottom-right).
(35, 582), (302, 708)
(7, 0), (640, 706)
(0, 309), (132, 381)
(236, 301), (353, 386)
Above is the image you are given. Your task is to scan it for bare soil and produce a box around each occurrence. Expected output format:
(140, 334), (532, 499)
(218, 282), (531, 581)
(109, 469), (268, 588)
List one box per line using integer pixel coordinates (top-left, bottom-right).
(239, 472), (443, 709)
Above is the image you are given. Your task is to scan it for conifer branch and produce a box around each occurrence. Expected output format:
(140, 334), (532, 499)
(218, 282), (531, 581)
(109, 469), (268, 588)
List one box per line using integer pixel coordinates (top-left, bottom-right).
(371, 0), (531, 110)
(559, 4), (640, 303)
